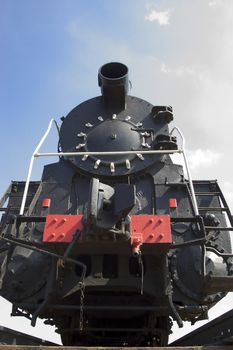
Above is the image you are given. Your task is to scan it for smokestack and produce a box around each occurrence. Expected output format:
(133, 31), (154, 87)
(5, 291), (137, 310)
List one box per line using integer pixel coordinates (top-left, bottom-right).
(98, 62), (129, 110)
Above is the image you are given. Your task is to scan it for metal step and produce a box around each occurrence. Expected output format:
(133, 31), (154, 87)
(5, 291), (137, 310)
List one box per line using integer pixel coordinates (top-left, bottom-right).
(195, 192), (221, 196)
(205, 226), (233, 231)
(198, 207), (228, 212)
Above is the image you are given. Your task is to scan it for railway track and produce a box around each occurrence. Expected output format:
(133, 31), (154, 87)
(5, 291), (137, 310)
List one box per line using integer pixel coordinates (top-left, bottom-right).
(0, 310), (232, 350)
(0, 346), (232, 350)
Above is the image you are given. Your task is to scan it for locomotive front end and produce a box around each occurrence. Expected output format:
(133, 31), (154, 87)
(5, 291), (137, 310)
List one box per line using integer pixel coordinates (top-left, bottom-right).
(0, 62), (233, 346)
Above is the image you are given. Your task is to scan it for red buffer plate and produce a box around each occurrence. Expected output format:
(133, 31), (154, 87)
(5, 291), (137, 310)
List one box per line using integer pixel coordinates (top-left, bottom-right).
(43, 215), (84, 243)
(130, 215), (172, 246)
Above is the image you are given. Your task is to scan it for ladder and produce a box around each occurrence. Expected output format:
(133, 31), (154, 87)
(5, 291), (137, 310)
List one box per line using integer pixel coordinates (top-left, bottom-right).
(193, 180), (233, 257)
(0, 181), (41, 235)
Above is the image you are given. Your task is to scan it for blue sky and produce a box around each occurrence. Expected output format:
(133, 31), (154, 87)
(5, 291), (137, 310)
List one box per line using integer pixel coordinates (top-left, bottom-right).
(1, 0), (233, 200)
(1, 0), (233, 343)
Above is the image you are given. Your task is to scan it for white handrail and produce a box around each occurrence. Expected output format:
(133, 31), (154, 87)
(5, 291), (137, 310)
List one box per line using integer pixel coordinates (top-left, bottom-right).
(170, 126), (199, 216)
(19, 118), (198, 217)
(35, 149), (182, 157)
(19, 119), (58, 215)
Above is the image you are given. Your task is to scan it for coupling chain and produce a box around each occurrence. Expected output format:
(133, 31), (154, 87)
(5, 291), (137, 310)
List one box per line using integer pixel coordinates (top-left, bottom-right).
(79, 281), (85, 331)
(138, 250), (144, 295)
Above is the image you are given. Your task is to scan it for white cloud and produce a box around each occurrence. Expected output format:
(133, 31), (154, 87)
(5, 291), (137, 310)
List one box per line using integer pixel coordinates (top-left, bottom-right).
(221, 181), (233, 209)
(161, 63), (196, 77)
(145, 9), (171, 25)
(187, 149), (221, 171)
(209, 0), (223, 7)
(171, 148), (221, 176)
(161, 63), (170, 74)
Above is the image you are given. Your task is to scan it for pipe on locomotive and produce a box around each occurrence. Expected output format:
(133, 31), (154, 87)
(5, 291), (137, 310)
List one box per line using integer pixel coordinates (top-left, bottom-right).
(98, 62), (129, 110)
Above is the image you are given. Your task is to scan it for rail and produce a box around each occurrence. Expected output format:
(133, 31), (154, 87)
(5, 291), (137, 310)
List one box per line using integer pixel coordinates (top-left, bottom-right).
(0, 345), (231, 349)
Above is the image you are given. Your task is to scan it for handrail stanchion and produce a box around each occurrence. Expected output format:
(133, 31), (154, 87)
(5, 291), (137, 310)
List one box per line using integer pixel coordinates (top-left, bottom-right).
(170, 126), (199, 216)
(19, 119), (189, 216)
(19, 119), (57, 215)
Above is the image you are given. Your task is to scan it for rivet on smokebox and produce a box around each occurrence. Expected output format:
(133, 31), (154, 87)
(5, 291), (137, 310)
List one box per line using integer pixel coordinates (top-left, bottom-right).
(149, 218), (154, 223)
(61, 218), (67, 223)
(59, 233), (65, 240)
(49, 233), (56, 240)
(159, 233), (164, 239)
(149, 234), (154, 239)
(158, 218), (163, 224)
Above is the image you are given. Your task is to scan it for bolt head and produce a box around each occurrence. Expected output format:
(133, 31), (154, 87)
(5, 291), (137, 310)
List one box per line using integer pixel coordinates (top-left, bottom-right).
(134, 238), (141, 244)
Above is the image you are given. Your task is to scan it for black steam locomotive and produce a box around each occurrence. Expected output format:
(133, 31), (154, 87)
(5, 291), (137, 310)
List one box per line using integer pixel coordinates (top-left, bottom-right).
(0, 62), (233, 346)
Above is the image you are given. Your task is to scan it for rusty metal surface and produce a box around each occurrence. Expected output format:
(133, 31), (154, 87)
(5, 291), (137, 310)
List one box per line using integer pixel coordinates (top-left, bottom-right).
(130, 214), (172, 245)
(43, 214), (84, 242)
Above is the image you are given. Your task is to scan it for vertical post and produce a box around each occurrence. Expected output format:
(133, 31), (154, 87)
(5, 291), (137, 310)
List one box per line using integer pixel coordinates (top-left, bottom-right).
(19, 119), (57, 215)
(170, 126), (199, 216)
